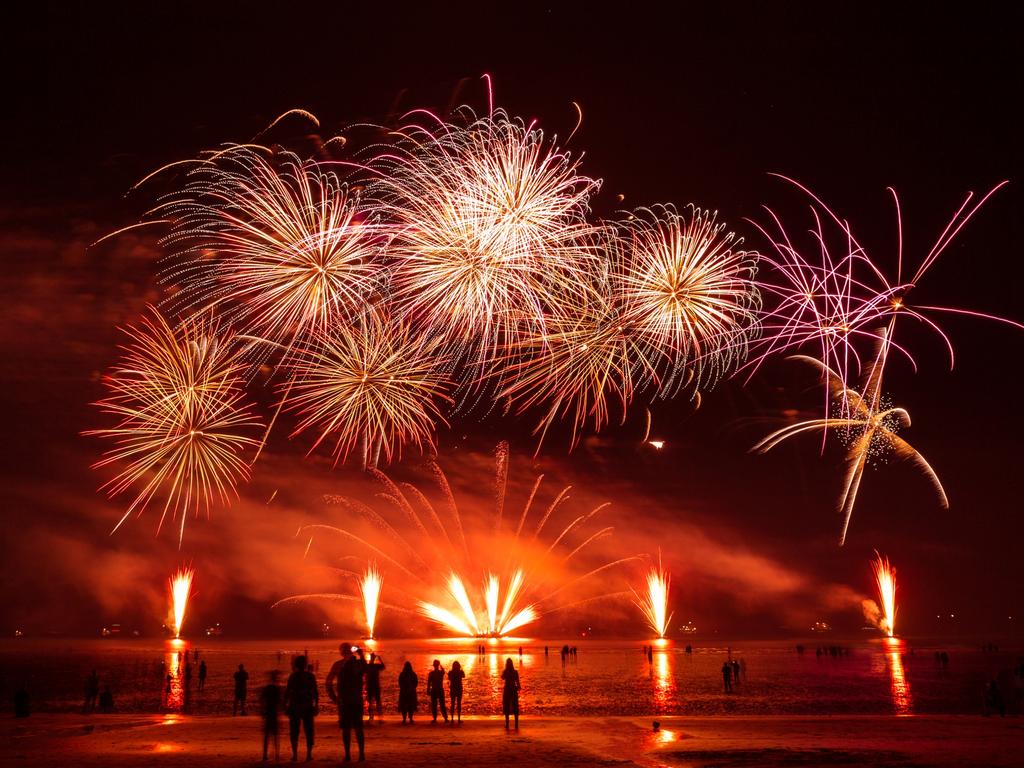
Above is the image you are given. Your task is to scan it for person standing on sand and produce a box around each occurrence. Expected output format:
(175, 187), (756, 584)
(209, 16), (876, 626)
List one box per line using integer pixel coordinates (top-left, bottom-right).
(501, 658), (520, 730)
(326, 644), (367, 762)
(260, 670), (283, 762)
(426, 659), (448, 722)
(198, 660), (207, 690)
(365, 653), (385, 721)
(234, 664), (250, 715)
(285, 655), (318, 762)
(448, 660), (466, 724)
(398, 661), (418, 723)
(721, 662), (732, 693)
(82, 670), (99, 713)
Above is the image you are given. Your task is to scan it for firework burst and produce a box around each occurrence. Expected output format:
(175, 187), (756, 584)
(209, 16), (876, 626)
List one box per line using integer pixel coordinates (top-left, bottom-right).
(285, 315), (453, 467)
(371, 108), (602, 362)
(496, 293), (658, 449)
(87, 309), (263, 543)
(158, 145), (386, 357)
(613, 205), (760, 389)
(752, 331), (947, 545)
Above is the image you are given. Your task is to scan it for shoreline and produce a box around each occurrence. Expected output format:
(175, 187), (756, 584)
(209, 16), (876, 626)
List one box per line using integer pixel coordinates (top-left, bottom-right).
(3, 713), (1021, 767)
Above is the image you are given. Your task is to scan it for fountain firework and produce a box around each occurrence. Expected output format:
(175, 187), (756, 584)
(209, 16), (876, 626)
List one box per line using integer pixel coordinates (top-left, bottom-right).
(872, 552), (897, 638)
(632, 557), (673, 638)
(275, 442), (639, 637)
(169, 566), (195, 639)
(361, 565), (382, 639)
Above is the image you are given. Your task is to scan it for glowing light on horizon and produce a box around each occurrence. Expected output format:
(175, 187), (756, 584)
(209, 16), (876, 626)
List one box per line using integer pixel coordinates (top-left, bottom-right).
(361, 564), (382, 639)
(633, 558), (673, 638)
(873, 553), (897, 638)
(169, 566), (195, 639)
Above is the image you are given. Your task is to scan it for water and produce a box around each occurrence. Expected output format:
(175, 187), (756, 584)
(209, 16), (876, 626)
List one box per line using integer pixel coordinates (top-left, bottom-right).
(0, 637), (1017, 716)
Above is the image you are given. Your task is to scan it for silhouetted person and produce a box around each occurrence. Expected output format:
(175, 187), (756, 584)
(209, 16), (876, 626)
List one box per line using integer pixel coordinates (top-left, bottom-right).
(83, 670), (99, 712)
(398, 661), (418, 723)
(234, 664), (249, 715)
(198, 660), (207, 690)
(685, 644), (693, 655)
(260, 670), (283, 762)
(426, 659), (448, 722)
(984, 680), (1005, 717)
(544, 646), (549, 658)
(14, 685), (30, 718)
(647, 647), (654, 664)
(286, 655), (318, 762)
(185, 662), (193, 687)
(731, 659), (741, 686)
(165, 674), (173, 696)
(448, 660), (465, 724)
(365, 653), (385, 721)
(99, 686), (114, 713)
(326, 643), (366, 762)
(518, 646), (523, 657)
(501, 658), (520, 730)
(722, 662), (732, 692)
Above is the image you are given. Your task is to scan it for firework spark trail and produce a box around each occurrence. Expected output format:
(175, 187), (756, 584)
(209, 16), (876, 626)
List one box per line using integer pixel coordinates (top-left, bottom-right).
(872, 552), (897, 638)
(753, 331), (948, 545)
(361, 565), (382, 638)
(632, 560), (672, 638)
(748, 177), (1021, 390)
(87, 309), (263, 544)
(169, 566), (195, 638)
(446, 573), (481, 635)
(485, 575), (500, 633)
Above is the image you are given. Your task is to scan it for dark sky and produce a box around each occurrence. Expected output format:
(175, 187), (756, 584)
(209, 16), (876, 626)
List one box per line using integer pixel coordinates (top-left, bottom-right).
(2, 2), (1021, 638)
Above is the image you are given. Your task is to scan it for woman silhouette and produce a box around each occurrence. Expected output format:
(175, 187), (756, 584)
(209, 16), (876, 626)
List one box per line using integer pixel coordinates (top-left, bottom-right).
(500, 658), (520, 730)
(398, 661), (419, 723)
(448, 660), (466, 723)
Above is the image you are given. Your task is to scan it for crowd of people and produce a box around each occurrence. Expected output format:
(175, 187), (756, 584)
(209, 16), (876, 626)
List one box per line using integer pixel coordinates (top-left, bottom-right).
(251, 644), (524, 762)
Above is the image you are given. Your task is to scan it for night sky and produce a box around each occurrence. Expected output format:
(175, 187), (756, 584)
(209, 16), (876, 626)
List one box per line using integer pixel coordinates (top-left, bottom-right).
(2, 3), (1021, 638)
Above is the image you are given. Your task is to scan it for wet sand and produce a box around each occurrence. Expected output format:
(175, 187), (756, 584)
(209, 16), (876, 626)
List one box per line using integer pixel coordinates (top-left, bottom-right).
(2, 713), (1021, 767)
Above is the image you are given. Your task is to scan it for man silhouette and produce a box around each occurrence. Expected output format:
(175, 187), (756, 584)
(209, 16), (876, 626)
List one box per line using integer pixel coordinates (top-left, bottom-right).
(326, 644), (366, 762)
(426, 659), (448, 722)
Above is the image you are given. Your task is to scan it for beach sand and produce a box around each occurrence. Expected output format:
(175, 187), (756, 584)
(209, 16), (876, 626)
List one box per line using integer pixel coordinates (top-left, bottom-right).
(2, 713), (1021, 767)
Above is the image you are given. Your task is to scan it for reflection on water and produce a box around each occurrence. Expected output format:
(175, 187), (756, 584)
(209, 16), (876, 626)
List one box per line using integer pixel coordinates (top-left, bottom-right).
(5, 637), (994, 716)
(164, 641), (187, 710)
(652, 644), (675, 710)
(884, 638), (913, 714)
